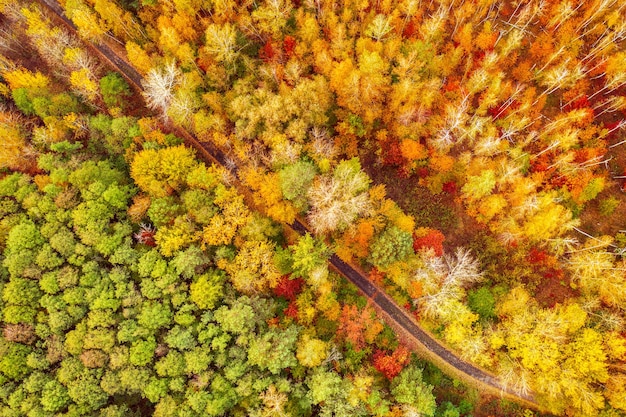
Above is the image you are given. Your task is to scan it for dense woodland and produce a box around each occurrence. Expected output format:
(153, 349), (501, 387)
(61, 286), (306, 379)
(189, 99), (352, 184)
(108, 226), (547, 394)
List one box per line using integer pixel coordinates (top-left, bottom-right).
(0, 0), (626, 416)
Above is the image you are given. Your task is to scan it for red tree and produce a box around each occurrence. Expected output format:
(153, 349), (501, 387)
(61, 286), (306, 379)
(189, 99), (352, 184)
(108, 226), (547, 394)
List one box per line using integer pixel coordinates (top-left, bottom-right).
(273, 275), (304, 301)
(373, 345), (410, 380)
(413, 229), (445, 256)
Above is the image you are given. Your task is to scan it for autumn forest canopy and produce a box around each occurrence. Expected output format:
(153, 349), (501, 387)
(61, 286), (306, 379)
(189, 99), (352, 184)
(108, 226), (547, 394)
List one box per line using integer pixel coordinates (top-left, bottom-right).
(0, 0), (626, 416)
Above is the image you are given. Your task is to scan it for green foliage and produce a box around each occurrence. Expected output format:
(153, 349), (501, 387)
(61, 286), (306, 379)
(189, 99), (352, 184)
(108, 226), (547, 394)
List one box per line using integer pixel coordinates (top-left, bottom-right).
(12, 88), (35, 115)
(138, 300), (172, 331)
(40, 380), (70, 412)
(100, 72), (131, 108)
(599, 196), (620, 217)
(129, 337), (156, 366)
(368, 225), (413, 267)
(290, 233), (330, 282)
(578, 177), (605, 203)
(279, 161), (317, 211)
(0, 341), (32, 380)
(467, 286), (496, 320)
(247, 325), (299, 374)
(391, 365), (437, 416)
(147, 197), (181, 227)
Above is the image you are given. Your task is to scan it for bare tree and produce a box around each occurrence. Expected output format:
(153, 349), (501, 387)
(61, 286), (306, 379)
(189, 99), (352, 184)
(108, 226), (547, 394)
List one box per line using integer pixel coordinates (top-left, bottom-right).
(142, 61), (180, 115)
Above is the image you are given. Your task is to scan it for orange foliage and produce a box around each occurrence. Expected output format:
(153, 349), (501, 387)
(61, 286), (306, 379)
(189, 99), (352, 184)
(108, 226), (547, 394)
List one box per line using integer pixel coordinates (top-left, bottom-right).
(400, 139), (428, 161)
(338, 304), (383, 350)
(413, 228), (445, 256)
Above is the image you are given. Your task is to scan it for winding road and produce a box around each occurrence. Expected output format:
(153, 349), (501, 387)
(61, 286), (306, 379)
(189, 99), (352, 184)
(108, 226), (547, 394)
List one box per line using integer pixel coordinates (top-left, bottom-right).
(34, 0), (542, 410)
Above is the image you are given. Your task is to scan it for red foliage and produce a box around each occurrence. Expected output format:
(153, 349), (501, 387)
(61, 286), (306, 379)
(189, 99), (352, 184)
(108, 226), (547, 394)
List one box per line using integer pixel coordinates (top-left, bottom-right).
(402, 19), (417, 38)
(381, 140), (405, 167)
(373, 345), (411, 380)
(134, 224), (156, 247)
(283, 36), (297, 58)
(488, 101), (520, 120)
(260, 40), (276, 62)
(284, 301), (299, 319)
(564, 95), (590, 112)
(543, 268), (563, 280)
(416, 167), (430, 178)
(273, 275), (304, 301)
(527, 247), (548, 264)
(413, 229), (445, 257)
(442, 180), (458, 194)
(443, 78), (460, 93)
(604, 120), (625, 140)
(397, 166), (411, 179)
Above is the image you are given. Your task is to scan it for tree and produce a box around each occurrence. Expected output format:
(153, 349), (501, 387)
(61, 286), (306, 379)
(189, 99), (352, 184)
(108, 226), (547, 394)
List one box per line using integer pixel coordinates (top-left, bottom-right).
(40, 380), (70, 412)
(390, 365), (437, 416)
(131, 145), (198, 197)
(296, 335), (328, 368)
(290, 233), (330, 288)
(225, 240), (281, 294)
(338, 304), (383, 350)
(100, 72), (131, 109)
(373, 345), (411, 380)
(368, 225), (414, 268)
(189, 269), (225, 310)
(247, 325), (299, 374)
(307, 158), (372, 234)
(279, 160), (317, 211)
(142, 61), (180, 115)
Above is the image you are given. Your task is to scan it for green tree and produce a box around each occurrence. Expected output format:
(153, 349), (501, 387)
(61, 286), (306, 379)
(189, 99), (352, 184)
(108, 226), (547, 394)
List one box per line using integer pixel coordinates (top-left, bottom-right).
(100, 72), (131, 109)
(290, 233), (330, 287)
(40, 380), (71, 413)
(368, 225), (414, 268)
(247, 325), (299, 374)
(279, 161), (317, 211)
(390, 365), (437, 416)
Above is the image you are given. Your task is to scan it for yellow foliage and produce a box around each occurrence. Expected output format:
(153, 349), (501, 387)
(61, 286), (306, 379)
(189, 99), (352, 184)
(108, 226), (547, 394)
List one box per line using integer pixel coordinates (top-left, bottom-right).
(350, 371), (374, 405)
(497, 286), (531, 318)
(477, 194), (508, 221)
(126, 41), (153, 75)
(380, 199), (414, 233)
(33, 175), (51, 191)
(225, 239), (281, 294)
(241, 167), (296, 224)
(3, 68), (49, 90)
(296, 335), (328, 367)
(317, 288), (340, 321)
(70, 68), (99, 101)
(606, 373), (626, 411)
(203, 214), (238, 246)
(564, 328), (608, 383)
(605, 332), (626, 361)
(131, 145), (199, 197)
(155, 217), (200, 257)
(0, 121), (28, 170)
(364, 313), (384, 344)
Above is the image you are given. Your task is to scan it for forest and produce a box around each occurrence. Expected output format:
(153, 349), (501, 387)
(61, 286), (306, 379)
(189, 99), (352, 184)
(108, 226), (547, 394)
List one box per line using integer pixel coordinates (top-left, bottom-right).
(0, 0), (625, 416)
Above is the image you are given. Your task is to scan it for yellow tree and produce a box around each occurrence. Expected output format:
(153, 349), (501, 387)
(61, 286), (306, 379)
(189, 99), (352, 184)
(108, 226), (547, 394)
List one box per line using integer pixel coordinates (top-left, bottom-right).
(130, 145), (199, 198)
(224, 240), (281, 294)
